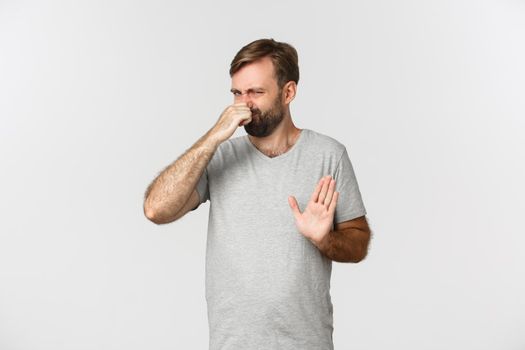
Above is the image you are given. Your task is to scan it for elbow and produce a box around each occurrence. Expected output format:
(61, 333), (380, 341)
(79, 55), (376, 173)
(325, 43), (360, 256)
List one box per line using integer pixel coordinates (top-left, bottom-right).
(348, 238), (370, 263)
(144, 202), (183, 225)
(348, 250), (368, 263)
(143, 203), (166, 225)
(144, 205), (160, 224)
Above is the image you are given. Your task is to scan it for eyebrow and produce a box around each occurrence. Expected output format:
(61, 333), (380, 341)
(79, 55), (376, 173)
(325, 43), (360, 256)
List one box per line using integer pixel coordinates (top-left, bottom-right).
(230, 87), (266, 93)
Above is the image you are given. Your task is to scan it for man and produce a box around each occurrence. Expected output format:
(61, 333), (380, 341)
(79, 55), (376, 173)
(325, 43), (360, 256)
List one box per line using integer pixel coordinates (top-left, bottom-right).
(143, 38), (371, 350)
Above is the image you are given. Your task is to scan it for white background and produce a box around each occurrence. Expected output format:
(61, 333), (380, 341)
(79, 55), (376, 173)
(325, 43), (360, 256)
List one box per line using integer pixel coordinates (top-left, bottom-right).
(1, 0), (524, 349)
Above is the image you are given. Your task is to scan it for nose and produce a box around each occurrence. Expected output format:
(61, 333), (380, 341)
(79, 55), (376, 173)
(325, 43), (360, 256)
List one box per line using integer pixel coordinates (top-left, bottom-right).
(240, 93), (252, 105)
(236, 94), (253, 109)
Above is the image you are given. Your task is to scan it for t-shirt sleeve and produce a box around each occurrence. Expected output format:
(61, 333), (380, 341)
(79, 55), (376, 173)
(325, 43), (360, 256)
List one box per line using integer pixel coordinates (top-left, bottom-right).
(333, 147), (367, 224)
(191, 166), (210, 211)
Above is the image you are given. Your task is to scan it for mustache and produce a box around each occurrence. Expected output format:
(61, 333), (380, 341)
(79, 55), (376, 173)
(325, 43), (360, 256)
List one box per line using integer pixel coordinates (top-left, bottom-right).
(250, 108), (262, 117)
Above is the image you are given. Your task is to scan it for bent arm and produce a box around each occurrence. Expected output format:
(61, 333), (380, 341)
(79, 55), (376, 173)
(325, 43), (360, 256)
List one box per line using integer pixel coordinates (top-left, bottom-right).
(143, 130), (219, 224)
(314, 216), (371, 263)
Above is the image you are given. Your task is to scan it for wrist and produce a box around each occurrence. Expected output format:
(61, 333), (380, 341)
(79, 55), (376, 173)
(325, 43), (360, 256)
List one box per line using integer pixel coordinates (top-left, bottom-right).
(308, 233), (328, 251)
(201, 130), (222, 151)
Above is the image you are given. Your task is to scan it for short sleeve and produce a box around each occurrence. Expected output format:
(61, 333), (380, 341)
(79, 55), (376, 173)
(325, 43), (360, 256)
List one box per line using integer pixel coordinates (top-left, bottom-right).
(333, 147), (367, 223)
(191, 166), (210, 211)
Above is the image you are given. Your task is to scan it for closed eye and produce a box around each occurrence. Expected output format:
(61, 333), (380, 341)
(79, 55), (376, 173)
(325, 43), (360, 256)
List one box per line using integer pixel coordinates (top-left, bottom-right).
(230, 89), (266, 97)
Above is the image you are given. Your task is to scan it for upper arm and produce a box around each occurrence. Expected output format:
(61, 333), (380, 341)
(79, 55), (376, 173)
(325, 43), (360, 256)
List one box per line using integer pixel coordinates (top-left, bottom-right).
(334, 215), (370, 233)
(335, 215), (372, 260)
(169, 167), (208, 223)
(171, 189), (201, 221)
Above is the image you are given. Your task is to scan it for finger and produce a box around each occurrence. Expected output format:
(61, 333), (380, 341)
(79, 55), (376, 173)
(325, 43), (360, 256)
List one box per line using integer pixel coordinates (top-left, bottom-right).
(288, 196), (302, 220)
(234, 104), (250, 109)
(234, 107), (251, 113)
(239, 115), (252, 126)
(328, 191), (339, 214)
(238, 110), (252, 118)
(318, 176), (331, 204)
(309, 178), (325, 203)
(323, 179), (336, 208)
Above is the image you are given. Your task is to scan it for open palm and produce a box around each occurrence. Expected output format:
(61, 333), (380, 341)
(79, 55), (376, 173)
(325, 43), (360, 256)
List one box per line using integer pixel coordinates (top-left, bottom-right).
(288, 175), (339, 245)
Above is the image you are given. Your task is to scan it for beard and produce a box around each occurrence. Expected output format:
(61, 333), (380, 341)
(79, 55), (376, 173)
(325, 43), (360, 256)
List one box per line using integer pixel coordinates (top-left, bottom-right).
(244, 95), (285, 137)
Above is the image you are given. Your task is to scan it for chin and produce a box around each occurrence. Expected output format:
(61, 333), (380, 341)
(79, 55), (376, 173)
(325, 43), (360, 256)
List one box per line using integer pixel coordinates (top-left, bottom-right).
(244, 126), (272, 137)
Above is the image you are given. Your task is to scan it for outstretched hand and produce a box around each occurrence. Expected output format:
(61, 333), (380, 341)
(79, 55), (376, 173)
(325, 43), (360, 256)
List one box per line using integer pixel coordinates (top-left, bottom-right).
(288, 175), (339, 246)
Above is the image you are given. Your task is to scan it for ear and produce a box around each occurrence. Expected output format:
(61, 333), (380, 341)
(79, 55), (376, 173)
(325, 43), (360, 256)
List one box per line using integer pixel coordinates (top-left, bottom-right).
(282, 81), (297, 104)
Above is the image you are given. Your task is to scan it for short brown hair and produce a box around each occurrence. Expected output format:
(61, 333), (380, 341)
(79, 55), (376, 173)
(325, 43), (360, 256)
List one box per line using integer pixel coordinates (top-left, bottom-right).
(229, 38), (299, 89)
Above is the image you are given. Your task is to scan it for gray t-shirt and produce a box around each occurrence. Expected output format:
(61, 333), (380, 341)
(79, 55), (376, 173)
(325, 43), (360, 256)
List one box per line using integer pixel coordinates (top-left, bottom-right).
(193, 128), (367, 350)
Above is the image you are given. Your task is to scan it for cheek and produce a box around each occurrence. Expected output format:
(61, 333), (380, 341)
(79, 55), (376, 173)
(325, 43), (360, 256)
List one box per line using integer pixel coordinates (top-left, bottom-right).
(255, 99), (272, 111)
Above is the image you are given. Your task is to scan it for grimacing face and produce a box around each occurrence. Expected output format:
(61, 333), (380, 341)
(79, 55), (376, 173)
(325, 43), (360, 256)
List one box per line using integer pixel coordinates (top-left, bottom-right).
(230, 56), (287, 137)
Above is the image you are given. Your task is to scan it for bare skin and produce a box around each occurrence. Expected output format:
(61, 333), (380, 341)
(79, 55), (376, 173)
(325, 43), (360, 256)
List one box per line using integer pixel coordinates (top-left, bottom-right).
(144, 55), (371, 263)
(289, 175), (340, 246)
(231, 56), (301, 157)
(289, 175), (371, 262)
(144, 56), (300, 224)
(143, 102), (252, 224)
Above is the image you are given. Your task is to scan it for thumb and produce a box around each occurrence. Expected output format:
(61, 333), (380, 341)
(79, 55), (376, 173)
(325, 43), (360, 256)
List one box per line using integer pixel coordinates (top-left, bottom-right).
(288, 196), (302, 220)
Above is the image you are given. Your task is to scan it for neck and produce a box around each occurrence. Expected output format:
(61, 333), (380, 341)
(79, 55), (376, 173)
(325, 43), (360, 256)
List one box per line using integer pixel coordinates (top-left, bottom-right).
(247, 115), (302, 157)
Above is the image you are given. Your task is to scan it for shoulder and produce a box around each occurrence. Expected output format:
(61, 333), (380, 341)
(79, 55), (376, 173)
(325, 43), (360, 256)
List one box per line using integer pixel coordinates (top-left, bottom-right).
(303, 128), (347, 157)
(214, 134), (246, 155)
(208, 134), (248, 168)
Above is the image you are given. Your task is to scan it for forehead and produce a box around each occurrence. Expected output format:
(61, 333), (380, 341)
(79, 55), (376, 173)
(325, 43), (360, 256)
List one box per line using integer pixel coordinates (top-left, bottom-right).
(231, 56), (278, 89)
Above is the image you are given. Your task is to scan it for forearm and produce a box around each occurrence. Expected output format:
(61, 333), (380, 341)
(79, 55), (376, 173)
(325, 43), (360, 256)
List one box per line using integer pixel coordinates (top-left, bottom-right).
(143, 130), (220, 221)
(313, 228), (370, 263)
